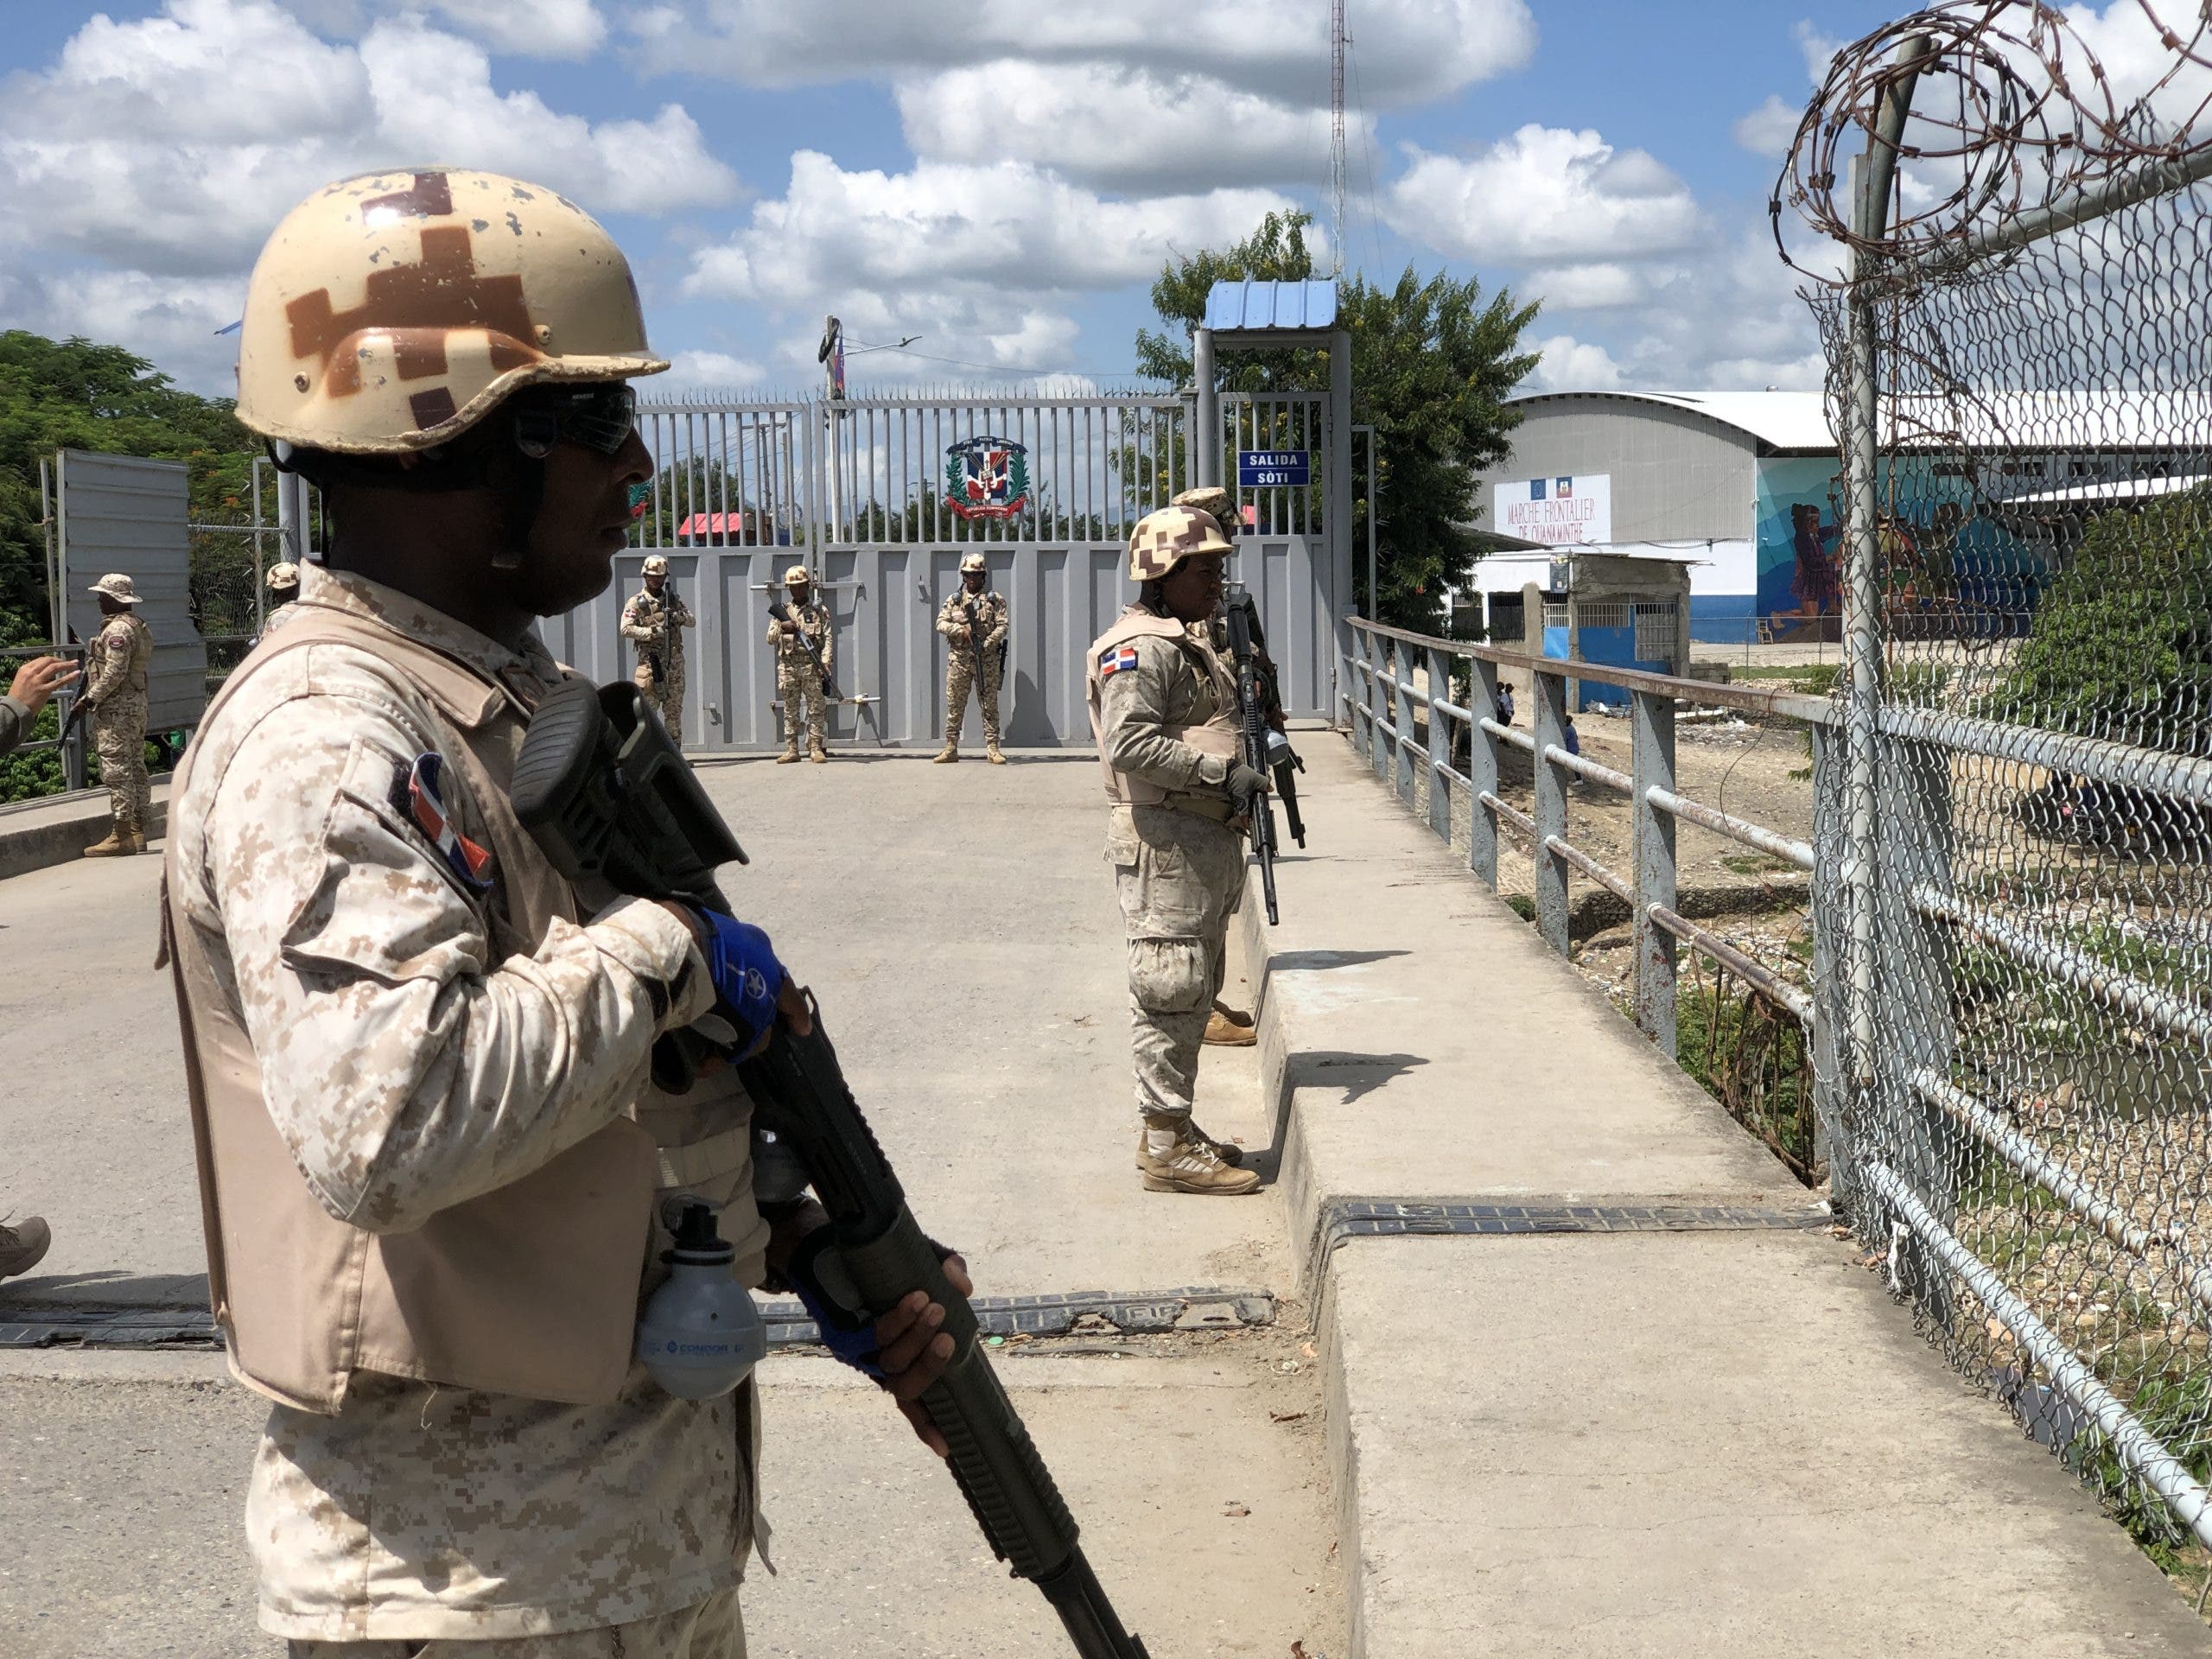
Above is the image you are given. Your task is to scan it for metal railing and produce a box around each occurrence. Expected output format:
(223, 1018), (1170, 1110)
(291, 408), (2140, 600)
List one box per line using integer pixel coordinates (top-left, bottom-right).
(1340, 616), (1832, 1061)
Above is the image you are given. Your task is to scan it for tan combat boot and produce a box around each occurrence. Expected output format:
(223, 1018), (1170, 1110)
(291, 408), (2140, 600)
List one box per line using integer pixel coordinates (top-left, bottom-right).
(986, 743), (1007, 765)
(83, 829), (134, 857)
(934, 744), (958, 763)
(808, 747), (830, 765)
(1139, 1125), (1261, 1195)
(1204, 1007), (1256, 1046)
(776, 746), (801, 765)
(1135, 1120), (1245, 1170)
(0, 1216), (51, 1281)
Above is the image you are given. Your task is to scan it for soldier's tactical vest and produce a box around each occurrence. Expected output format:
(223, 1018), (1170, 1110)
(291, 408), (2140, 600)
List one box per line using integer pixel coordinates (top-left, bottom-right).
(1084, 607), (1241, 814)
(162, 605), (662, 1414)
(92, 615), (153, 702)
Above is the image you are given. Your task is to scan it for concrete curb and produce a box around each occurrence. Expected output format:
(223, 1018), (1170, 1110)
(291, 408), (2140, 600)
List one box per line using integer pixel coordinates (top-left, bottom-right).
(0, 785), (168, 880)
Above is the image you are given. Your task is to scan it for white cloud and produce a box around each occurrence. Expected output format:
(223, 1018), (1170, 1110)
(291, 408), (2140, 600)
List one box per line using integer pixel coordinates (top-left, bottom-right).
(1733, 93), (1802, 160)
(896, 60), (1348, 193)
(683, 149), (1297, 381)
(1383, 125), (1702, 267)
(1526, 334), (1623, 392)
(665, 349), (768, 389)
(1529, 263), (1647, 309)
(410, 0), (608, 59)
(0, 0), (734, 281)
(625, 0), (1535, 109)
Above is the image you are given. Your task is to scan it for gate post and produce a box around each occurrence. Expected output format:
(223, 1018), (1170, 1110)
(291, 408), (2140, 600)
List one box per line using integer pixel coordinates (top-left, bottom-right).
(1192, 327), (1220, 487)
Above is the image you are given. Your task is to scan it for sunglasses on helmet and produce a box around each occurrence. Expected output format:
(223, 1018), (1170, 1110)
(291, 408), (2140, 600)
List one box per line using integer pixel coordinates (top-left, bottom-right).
(512, 384), (638, 458)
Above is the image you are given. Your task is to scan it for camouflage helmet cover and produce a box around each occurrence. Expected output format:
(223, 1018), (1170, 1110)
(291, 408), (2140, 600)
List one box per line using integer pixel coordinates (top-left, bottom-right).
(265, 561), (302, 591)
(234, 168), (669, 456)
(959, 551), (987, 574)
(1171, 486), (1235, 525)
(1126, 505), (1232, 582)
(640, 555), (670, 576)
(784, 563), (811, 588)
(88, 572), (143, 605)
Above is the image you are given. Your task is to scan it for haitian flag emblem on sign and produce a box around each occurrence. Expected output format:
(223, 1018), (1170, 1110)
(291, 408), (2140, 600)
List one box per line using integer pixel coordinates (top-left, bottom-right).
(944, 435), (1031, 521)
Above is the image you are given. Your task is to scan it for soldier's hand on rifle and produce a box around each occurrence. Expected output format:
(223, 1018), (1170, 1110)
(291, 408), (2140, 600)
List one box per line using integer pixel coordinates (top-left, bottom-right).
(949, 624), (971, 645)
(780, 620), (800, 637)
(1225, 760), (1269, 809)
(874, 1252), (976, 1459)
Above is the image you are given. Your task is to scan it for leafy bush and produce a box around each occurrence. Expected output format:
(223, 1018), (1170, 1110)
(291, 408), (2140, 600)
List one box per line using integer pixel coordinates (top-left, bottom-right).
(1997, 490), (2212, 754)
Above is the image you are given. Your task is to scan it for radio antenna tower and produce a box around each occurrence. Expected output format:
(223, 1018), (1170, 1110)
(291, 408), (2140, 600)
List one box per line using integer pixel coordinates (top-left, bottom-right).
(1329, 0), (1347, 279)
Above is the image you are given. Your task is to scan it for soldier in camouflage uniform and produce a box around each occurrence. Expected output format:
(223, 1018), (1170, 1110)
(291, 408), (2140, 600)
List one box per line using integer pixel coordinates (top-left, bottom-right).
(622, 554), (694, 743)
(1086, 504), (1269, 1196)
(934, 551), (1008, 764)
(81, 572), (155, 857)
(266, 561), (302, 617)
(767, 564), (834, 764)
(180, 167), (964, 1659)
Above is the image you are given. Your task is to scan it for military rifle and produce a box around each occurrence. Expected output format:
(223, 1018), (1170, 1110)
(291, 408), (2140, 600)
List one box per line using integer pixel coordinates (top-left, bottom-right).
(1220, 592), (1306, 849)
(1220, 591), (1281, 925)
(768, 593), (841, 701)
(962, 595), (993, 684)
(509, 678), (1152, 1659)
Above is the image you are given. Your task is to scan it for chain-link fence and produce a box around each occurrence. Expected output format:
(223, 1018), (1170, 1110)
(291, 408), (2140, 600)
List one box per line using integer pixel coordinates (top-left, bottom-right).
(1780, 1), (2212, 1564)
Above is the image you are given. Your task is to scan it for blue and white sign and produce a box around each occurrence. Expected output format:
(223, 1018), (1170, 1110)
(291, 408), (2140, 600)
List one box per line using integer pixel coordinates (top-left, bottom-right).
(1237, 449), (1311, 487)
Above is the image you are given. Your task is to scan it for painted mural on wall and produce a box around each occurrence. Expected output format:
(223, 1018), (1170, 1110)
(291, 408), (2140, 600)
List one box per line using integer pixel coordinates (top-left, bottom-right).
(1752, 458), (2056, 640)
(1754, 458), (1846, 640)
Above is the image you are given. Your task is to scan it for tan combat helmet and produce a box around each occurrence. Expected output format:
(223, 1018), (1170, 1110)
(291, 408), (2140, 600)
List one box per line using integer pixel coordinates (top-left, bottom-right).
(784, 563), (811, 589)
(265, 562), (301, 592)
(1126, 505), (1232, 582)
(959, 551), (987, 575)
(641, 555), (670, 576)
(234, 168), (668, 454)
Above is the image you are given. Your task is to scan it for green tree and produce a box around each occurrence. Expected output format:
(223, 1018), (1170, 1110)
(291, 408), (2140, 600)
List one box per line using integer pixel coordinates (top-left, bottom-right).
(0, 331), (257, 646)
(1996, 490), (2212, 755)
(1133, 212), (1540, 632)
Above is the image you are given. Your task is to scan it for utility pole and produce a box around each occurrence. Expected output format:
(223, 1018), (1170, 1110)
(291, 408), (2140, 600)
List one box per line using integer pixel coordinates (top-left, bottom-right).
(1330, 0), (1347, 279)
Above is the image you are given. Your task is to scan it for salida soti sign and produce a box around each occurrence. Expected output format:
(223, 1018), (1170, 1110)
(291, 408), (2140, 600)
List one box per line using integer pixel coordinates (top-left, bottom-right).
(1236, 449), (1310, 487)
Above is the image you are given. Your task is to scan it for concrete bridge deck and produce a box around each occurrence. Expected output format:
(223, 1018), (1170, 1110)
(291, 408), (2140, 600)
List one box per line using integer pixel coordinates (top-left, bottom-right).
(0, 735), (2204, 1654)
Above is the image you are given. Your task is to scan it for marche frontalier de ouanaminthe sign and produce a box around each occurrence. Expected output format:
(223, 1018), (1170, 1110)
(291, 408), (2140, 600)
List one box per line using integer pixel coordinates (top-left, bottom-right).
(1493, 474), (1612, 547)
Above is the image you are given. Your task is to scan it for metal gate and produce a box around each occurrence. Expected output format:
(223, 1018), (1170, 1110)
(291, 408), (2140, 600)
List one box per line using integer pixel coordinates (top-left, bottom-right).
(546, 390), (1341, 751)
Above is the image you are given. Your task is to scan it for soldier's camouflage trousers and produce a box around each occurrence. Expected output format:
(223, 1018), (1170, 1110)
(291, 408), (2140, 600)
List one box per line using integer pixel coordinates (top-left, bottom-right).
(943, 650), (1003, 748)
(775, 664), (830, 755)
(286, 1586), (743, 1658)
(93, 696), (150, 834)
(1111, 806), (1246, 1124)
(633, 658), (686, 746)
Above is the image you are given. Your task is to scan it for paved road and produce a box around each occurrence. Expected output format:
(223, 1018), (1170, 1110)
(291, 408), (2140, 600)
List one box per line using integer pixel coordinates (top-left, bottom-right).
(0, 751), (1329, 1656)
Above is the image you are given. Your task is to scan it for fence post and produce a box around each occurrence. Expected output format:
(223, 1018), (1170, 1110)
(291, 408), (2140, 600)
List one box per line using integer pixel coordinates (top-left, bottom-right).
(1468, 657), (1500, 888)
(1531, 664), (1571, 957)
(1362, 641), (1380, 787)
(1630, 687), (1677, 1057)
(1807, 725), (1854, 1220)
(1395, 644), (1417, 807)
(1347, 630), (1369, 760)
(1425, 646), (1452, 842)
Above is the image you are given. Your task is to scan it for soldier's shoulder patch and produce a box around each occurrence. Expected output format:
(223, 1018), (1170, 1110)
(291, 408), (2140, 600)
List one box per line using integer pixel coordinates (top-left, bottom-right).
(1099, 644), (1140, 678)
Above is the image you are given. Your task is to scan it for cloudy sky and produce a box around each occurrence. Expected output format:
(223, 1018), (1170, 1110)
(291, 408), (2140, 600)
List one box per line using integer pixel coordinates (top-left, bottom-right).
(0, 0), (1942, 400)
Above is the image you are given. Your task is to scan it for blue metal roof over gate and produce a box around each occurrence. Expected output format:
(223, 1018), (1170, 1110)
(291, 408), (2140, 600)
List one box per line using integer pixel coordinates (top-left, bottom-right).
(1203, 279), (1338, 334)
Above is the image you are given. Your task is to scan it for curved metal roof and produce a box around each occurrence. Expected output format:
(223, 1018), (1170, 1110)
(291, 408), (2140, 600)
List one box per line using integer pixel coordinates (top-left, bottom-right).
(1505, 389), (1834, 453)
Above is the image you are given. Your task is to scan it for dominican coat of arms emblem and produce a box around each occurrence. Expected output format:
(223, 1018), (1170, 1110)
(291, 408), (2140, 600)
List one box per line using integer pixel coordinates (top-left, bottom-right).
(943, 435), (1031, 521)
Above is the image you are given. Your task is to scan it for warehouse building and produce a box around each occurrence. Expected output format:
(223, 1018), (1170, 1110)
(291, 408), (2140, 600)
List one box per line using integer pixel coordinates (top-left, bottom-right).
(1469, 390), (1838, 645)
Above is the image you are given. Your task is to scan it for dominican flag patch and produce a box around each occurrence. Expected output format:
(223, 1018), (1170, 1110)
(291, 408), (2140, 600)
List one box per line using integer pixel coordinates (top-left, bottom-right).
(1099, 644), (1139, 678)
(400, 752), (495, 895)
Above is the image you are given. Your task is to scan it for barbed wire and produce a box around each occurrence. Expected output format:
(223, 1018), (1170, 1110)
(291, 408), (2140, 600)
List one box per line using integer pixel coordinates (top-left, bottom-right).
(1773, 0), (2212, 279)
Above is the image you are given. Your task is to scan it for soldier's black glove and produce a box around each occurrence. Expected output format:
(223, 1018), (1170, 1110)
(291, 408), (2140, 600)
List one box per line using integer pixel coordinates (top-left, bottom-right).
(1225, 760), (1269, 808)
